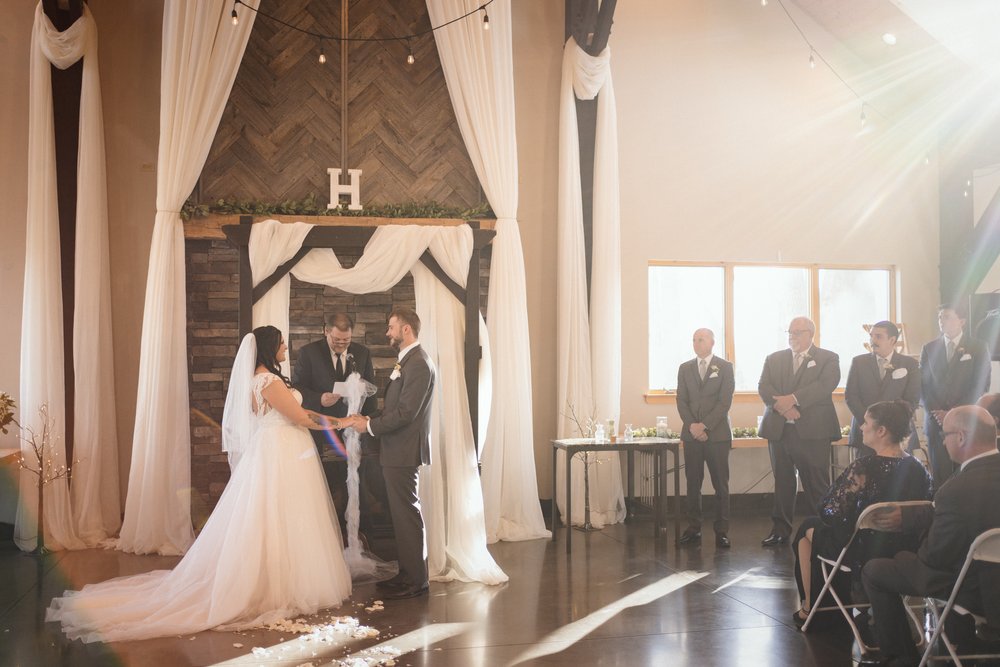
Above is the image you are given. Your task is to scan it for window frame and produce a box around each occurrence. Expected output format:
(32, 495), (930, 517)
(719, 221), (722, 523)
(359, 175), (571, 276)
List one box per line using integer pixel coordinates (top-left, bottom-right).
(645, 260), (897, 402)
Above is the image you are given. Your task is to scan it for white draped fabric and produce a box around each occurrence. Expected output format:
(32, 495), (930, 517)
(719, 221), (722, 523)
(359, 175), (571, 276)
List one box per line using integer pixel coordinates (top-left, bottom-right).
(118, 0), (258, 555)
(17, 3), (119, 552)
(427, 0), (549, 543)
(555, 37), (624, 527)
(250, 220), (507, 585)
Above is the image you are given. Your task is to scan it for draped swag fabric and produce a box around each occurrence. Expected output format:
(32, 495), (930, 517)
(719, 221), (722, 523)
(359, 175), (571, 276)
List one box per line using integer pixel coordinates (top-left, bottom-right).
(17, 3), (119, 552)
(555, 37), (625, 527)
(426, 0), (549, 543)
(250, 220), (507, 585)
(118, 0), (258, 556)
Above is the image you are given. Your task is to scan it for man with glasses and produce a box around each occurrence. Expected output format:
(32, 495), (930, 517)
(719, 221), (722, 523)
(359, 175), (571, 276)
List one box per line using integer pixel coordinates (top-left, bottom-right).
(758, 317), (842, 547)
(920, 303), (991, 489)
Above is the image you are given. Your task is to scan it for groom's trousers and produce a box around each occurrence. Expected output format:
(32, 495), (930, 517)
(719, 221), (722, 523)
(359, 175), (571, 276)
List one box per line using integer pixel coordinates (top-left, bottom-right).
(382, 465), (427, 587)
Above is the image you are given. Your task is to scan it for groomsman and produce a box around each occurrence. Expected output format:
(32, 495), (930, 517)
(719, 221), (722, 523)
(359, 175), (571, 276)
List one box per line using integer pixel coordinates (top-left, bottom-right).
(920, 303), (991, 488)
(844, 321), (921, 457)
(677, 329), (735, 548)
(758, 317), (841, 547)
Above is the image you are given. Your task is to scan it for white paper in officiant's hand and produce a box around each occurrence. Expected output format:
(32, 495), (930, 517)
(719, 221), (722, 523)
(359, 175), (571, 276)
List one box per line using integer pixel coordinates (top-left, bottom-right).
(332, 382), (349, 397)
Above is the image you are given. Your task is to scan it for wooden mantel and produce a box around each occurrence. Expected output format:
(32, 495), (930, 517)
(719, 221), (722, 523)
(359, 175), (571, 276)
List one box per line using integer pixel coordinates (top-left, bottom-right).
(184, 214), (496, 240)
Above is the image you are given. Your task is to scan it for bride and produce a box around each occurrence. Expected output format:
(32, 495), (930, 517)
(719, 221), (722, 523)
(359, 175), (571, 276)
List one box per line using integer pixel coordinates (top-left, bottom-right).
(47, 326), (353, 643)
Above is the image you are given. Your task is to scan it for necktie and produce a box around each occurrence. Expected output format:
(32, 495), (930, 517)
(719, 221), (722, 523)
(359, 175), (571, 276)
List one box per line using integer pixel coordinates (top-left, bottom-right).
(793, 352), (804, 374)
(698, 359), (707, 381)
(877, 356), (887, 379)
(336, 353), (344, 377)
(946, 339), (956, 362)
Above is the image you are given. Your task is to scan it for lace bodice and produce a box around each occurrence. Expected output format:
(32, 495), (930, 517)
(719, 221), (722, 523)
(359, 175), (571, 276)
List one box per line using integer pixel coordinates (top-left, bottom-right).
(251, 372), (300, 418)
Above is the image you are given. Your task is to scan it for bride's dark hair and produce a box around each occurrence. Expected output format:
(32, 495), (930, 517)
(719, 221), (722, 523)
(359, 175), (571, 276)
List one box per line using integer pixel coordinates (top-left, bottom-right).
(252, 325), (292, 387)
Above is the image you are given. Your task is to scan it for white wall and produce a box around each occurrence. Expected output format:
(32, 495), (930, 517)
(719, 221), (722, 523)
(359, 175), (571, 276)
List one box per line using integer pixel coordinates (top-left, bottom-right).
(515, 0), (943, 497)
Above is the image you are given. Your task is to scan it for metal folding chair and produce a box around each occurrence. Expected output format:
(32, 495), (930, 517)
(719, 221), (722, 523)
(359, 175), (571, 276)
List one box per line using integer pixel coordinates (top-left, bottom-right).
(802, 500), (932, 656)
(919, 527), (1000, 666)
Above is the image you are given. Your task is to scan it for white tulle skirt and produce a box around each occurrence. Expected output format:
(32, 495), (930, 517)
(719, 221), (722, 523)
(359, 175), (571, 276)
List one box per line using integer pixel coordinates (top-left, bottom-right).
(47, 419), (352, 643)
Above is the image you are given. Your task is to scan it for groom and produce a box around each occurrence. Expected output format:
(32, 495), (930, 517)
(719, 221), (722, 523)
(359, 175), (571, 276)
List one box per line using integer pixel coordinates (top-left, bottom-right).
(345, 307), (435, 599)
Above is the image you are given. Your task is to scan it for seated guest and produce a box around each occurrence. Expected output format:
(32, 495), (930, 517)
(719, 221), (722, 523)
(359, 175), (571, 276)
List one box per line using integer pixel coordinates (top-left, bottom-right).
(791, 400), (932, 627)
(976, 393), (1000, 447)
(862, 405), (1000, 666)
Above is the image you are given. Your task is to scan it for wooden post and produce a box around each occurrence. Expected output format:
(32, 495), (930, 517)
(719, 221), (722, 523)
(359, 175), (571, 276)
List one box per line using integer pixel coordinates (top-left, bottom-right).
(237, 215), (253, 337)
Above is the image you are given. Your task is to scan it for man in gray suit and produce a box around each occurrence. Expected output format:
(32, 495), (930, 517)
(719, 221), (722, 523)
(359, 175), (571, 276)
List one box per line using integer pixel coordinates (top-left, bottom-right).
(677, 328), (735, 548)
(844, 321), (921, 458)
(346, 307), (435, 599)
(921, 303), (991, 488)
(758, 316), (842, 547)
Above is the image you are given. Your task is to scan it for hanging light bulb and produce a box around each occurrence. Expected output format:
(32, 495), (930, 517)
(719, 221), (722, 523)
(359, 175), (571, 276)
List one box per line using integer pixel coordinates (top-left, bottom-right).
(925, 153), (930, 165)
(967, 179), (972, 187)
(318, 38), (327, 64)
(482, 8), (490, 30)
(407, 40), (415, 65)
(860, 103), (867, 128)
(231, 1), (239, 26)
(761, 0), (768, 6)
(964, 189), (970, 198)
(809, 51), (815, 69)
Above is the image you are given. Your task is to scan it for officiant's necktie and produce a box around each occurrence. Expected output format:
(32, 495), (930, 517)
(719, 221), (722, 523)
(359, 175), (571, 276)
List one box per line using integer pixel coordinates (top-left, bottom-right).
(946, 339), (956, 363)
(699, 359), (707, 381)
(336, 353), (344, 378)
(877, 356), (887, 380)
(793, 352), (805, 374)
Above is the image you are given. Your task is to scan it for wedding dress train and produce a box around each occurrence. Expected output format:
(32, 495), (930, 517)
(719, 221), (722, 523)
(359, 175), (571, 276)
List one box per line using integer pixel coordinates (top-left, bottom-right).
(47, 373), (352, 643)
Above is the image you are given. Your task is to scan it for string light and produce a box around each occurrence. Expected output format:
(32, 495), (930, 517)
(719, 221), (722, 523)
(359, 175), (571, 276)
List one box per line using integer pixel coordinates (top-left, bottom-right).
(761, 0), (768, 6)
(231, 1), (239, 26)
(808, 50), (815, 69)
(860, 103), (867, 128)
(318, 38), (327, 64)
(406, 39), (415, 65)
(482, 7), (490, 31)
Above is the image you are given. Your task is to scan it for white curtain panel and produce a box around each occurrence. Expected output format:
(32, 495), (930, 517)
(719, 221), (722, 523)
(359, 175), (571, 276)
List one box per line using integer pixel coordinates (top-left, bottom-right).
(250, 221), (506, 584)
(426, 0), (549, 542)
(118, 0), (257, 556)
(555, 37), (624, 527)
(17, 2), (120, 552)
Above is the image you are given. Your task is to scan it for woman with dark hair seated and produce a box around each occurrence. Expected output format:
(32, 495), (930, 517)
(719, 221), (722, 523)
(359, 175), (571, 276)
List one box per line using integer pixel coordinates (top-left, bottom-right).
(791, 400), (932, 627)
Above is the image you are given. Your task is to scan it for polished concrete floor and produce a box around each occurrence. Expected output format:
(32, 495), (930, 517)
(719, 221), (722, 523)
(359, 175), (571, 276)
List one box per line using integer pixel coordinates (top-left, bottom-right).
(0, 511), (868, 666)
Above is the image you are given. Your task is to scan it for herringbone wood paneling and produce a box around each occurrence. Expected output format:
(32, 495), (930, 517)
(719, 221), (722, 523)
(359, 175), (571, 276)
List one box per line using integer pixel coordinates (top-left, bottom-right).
(199, 0), (482, 209)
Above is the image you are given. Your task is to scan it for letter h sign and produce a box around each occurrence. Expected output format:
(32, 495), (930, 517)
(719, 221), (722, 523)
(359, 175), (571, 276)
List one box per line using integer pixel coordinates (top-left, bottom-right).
(327, 168), (363, 211)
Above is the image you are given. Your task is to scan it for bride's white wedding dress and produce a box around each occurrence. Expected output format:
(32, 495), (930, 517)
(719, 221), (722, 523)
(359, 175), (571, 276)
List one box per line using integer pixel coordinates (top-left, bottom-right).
(47, 372), (352, 643)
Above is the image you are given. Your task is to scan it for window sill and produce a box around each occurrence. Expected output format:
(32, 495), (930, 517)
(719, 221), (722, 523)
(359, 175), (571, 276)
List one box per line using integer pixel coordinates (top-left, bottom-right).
(644, 389), (847, 404)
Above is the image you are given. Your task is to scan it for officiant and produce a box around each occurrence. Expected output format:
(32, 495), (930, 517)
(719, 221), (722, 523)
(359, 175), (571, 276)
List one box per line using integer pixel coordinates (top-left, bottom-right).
(293, 312), (378, 528)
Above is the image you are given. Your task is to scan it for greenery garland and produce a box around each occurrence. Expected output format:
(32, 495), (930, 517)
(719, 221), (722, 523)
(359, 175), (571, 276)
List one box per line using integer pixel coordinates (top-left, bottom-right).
(181, 194), (494, 221)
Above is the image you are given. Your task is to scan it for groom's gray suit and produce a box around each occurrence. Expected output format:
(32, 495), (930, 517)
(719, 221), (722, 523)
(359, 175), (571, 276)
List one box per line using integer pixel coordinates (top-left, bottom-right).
(368, 344), (435, 589)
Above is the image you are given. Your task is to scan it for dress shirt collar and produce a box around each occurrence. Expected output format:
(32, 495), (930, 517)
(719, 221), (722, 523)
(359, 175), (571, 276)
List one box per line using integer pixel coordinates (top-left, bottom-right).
(398, 340), (420, 363)
(697, 354), (713, 366)
(961, 448), (999, 471)
(945, 332), (964, 349)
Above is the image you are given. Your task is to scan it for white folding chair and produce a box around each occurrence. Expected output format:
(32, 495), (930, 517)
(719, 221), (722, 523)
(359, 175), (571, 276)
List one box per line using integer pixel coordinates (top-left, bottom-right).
(802, 500), (932, 656)
(919, 527), (1000, 666)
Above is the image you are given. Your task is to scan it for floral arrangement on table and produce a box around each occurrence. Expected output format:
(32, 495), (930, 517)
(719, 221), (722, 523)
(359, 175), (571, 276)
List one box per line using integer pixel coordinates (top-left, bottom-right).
(0, 392), (72, 555)
(630, 426), (681, 439)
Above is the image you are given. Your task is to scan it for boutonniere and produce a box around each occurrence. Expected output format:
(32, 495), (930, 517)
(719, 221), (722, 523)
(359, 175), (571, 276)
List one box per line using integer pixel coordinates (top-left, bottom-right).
(390, 363), (401, 381)
(710, 364), (719, 373)
(956, 347), (966, 357)
(883, 362), (894, 372)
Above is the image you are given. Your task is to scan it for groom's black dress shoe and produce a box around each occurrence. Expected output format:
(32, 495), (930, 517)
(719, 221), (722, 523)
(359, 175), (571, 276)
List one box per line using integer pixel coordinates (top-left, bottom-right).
(376, 577), (408, 592)
(761, 533), (787, 547)
(678, 529), (701, 545)
(384, 583), (429, 600)
(716, 533), (731, 548)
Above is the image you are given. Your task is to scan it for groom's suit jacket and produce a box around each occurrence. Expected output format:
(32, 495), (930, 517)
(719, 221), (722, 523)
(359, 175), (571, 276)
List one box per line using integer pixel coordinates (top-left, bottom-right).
(844, 351), (921, 447)
(676, 356), (734, 444)
(758, 345), (841, 442)
(368, 344), (435, 468)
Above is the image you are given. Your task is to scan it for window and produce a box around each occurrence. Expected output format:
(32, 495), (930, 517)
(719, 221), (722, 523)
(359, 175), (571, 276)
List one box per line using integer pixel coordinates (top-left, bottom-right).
(648, 262), (895, 393)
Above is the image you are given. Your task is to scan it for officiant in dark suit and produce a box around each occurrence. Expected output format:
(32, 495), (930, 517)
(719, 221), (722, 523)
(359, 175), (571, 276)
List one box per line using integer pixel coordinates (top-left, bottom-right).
(758, 316), (842, 547)
(346, 307), (435, 600)
(292, 312), (377, 525)
(845, 321), (921, 458)
(920, 303), (991, 488)
(677, 328), (735, 548)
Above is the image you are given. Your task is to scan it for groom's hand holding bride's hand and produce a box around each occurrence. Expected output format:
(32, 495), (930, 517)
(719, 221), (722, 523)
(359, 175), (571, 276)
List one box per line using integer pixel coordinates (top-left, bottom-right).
(342, 414), (368, 431)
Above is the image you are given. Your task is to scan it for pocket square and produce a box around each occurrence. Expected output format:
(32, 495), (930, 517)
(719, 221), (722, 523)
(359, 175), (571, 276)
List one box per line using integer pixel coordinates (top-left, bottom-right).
(806, 360), (816, 368)
(960, 353), (972, 361)
(891, 368), (908, 379)
(708, 372), (719, 379)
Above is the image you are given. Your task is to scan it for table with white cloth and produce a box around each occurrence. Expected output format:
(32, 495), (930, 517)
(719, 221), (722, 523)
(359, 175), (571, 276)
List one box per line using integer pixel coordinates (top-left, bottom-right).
(551, 437), (681, 553)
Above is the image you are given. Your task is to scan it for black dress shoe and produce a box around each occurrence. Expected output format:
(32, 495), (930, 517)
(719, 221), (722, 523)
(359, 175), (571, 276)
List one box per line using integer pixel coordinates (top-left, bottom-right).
(376, 577), (408, 592)
(384, 583), (429, 600)
(761, 533), (787, 547)
(678, 529), (702, 545)
(716, 533), (731, 548)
